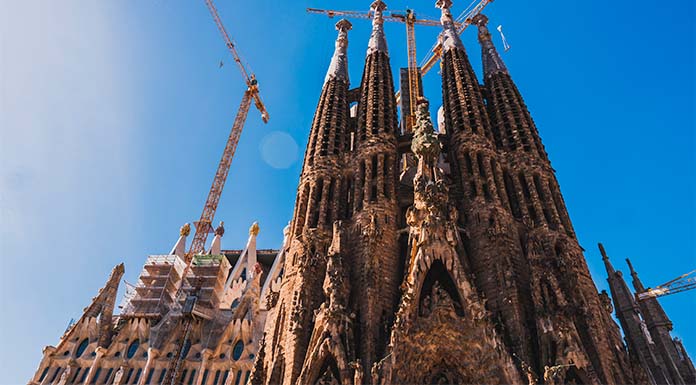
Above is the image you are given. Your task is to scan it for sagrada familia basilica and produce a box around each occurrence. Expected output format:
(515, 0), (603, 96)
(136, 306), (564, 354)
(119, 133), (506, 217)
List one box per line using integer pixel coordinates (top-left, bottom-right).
(29, 1), (693, 384)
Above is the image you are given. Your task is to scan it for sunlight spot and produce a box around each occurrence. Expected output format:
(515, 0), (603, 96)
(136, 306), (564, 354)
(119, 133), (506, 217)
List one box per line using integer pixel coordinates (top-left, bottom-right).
(260, 131), (298, 169)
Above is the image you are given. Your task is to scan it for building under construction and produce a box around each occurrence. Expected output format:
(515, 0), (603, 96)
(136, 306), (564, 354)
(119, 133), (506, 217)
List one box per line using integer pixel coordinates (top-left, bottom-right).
(29, 222), (289, 385)
(29, 0), (695, 384)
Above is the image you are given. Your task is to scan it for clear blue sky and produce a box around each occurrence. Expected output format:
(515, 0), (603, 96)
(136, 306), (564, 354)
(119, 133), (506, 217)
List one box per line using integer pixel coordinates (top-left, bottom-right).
(1, 0), (693, 382)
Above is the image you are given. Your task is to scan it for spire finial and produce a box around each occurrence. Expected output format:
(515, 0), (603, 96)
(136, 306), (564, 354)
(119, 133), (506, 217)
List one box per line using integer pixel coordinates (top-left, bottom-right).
(325, 19), (352, 84)
(598, 243), (615, 275)
(473, 13), (508, 76)
(436, 0), (464, 52)
(180, 223), (191, 237)
(626, 258), (646, 291)
(367, 1), (389, 55)
(249, 221), (260, 236)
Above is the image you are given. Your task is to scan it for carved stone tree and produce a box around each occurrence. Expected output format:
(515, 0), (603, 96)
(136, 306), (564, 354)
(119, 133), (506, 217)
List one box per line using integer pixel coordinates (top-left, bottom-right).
(378, 99), (521, 385)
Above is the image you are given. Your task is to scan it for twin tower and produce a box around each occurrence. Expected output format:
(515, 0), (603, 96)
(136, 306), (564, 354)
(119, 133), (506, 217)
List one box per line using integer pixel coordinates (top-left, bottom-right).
(251, 1), (659, 384)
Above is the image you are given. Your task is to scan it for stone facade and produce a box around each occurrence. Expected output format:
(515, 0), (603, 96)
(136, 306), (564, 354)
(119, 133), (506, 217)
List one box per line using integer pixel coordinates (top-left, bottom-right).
(249, 1), (694, 385)
(31, 1), (694, 384)
(29, 223), (287, 385)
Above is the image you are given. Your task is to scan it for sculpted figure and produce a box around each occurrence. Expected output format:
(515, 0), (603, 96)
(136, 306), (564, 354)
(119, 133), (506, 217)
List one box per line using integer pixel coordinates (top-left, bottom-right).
(350, 361), (364, 385)
(112, 366), (125, 384)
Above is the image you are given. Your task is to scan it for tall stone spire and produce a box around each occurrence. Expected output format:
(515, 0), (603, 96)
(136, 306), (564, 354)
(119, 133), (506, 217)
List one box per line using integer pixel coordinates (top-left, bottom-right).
(436, 0), (493, 142)
(627, 258), (687, 384)
(351, 0), (401, 370)
(253, 20), (354, 385)
(366, 0), (388, 55)
(474, 13), (575, 236)
(324, 19), (352, 84)
(436, 0), (464, 52)
(472, 14), (508, 76)
(599, 244), (667, 385)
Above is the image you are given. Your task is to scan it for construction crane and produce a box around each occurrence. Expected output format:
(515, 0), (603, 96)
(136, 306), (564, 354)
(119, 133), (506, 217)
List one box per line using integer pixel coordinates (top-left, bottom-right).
(188, 0), (269, 257)
(163, 0), (269, 383)
(307, 6), (458, 130)
(308, 0), (492, 127)
(417, 0), (492, 79)
(636, 270), (696, 301)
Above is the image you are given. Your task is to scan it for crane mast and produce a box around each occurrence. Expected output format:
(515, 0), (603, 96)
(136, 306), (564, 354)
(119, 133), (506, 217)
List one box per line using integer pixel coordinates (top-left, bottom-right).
(418, 0), (492, 76)
(186, 0), (269, 260)
(308, 0), (492, 113)
(307, 6), (451, 130)
(163, 1), (268, 383)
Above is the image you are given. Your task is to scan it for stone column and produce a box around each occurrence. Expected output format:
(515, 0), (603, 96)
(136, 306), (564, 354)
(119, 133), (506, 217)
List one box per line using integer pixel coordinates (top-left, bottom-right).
(84, 347), (107, 385)
(137, 348), (160, 385)
(194, 349), (213, 385)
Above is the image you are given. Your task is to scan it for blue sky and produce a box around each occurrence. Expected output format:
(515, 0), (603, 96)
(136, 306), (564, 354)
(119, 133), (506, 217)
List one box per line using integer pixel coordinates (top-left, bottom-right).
(0, 0), (693, 382)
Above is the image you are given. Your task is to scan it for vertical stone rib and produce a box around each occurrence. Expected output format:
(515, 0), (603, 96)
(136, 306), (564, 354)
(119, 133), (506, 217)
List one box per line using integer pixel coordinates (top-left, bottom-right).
(350, 0), (401, 371)
(258, 20), (352, 385)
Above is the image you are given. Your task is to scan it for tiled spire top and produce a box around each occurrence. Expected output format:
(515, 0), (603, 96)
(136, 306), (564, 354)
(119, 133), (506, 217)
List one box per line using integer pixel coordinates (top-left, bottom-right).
(436, 0), (464, 52)
(325, 19), (352, 84)
(472, 14), (508, 76)
(367, 0), (389, 55)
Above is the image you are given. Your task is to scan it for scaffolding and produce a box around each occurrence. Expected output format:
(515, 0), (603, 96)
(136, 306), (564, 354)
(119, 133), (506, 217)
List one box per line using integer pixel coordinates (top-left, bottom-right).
(120, 255), (187, 318)
(181, 254), (231, 319)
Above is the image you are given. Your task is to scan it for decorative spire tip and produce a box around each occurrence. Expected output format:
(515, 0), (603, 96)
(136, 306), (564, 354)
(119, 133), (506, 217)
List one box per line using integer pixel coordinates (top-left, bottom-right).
(336, 19), (352, 32)
(180, 223), (191, 237)
(249, 221), (260, 236)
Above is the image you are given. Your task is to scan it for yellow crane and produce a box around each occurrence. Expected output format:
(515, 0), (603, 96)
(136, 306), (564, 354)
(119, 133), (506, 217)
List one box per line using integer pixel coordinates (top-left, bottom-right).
(164, 0), (269, 382)
(308, 0), (492, 129)
(636, 269), (696, 301)
(307, 6), (457, 130)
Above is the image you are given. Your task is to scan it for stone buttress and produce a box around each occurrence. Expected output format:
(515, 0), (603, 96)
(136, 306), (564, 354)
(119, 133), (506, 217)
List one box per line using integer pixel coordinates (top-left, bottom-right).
(379, 100), (521, 385)
(349, 0), (402, 374)
(251, 20), (353, 385)
(436, 0), (535, 372)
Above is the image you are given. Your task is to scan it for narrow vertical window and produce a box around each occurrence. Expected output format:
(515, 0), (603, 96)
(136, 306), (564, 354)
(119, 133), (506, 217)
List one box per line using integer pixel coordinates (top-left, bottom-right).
(309, 179), (323, 228)
(38, 367), (50, 382)
(503, 169), (521, 218)
(383, 154), (391, 199)
(144, 368), (154, 385)
(325, 178), (335, 225)
(212, 370), (221, 385)
(49, 367), (62, 383)
(201, 370), (210, 385)
(158, 369), (168, 384)
(221, 371), (230, 385)
(71, 368), (82, 383)
(103, 368), (114, 384)
(79, 369), (89, 383)
(187, 369), (197, 385)
(132, 368), (142, 384)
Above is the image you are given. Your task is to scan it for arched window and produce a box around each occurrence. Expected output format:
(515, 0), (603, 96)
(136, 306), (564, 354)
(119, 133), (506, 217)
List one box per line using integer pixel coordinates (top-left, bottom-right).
(75, 338), (89, 358)
(126, 340), (139, 359)
(232, 341), (244, 361)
